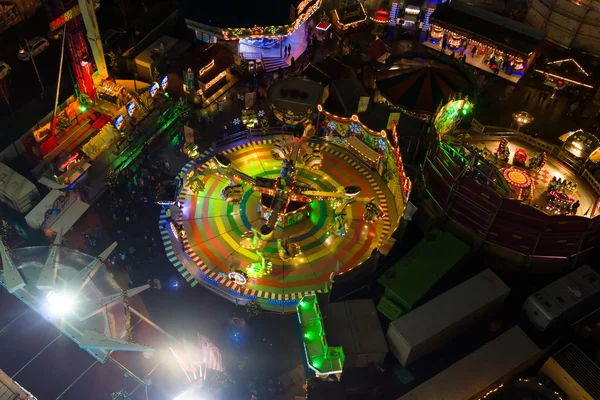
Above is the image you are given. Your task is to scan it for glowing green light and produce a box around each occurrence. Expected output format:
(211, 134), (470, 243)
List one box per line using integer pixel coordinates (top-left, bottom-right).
(164, 93), (170, 98)
(79, 105), (87, 112)
(312, 359), (323, 368)
(463, 103), (470, 109)
(462, 109), (468, 115)
(304, 331), (315, 341)
(299, 300), (309, 309)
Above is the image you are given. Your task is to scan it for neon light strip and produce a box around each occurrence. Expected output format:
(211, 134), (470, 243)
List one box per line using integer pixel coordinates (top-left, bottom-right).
(317, 104), (385, 138)
(205, 72), (226, 91)
(547, 58), (589, 76)
(199, 59), (214, 75)
(533, 69), (593, 88)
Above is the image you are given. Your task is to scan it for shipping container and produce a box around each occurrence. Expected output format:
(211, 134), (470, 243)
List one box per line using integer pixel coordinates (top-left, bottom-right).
(522, 265), (600, 331)
(387, 269), (510, 365)
(399, 326), (541, 400)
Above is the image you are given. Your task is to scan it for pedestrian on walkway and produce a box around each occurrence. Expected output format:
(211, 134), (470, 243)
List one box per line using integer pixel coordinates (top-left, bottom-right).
(287, 44), (291, 56)
(284, 46), (287, 57)
(291, 56), (295, 69)
(567, 101), (579, 117)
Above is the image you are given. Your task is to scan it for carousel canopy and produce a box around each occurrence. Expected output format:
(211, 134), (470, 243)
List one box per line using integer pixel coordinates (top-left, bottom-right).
(376, 52), (476, 114)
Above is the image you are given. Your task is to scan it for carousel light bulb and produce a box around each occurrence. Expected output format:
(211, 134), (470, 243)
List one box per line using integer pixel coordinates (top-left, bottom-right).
(46, 291), (75, 316)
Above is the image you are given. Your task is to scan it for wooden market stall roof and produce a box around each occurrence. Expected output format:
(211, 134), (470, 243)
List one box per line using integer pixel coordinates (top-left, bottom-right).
(431, 1), (545, 56)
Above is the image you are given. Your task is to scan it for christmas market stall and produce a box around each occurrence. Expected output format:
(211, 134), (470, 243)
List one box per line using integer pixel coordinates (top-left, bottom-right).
(534, 58), (594, 91)
(331, 2), (367, 35)
(425, 1), (544, 82)
(375, 52), (476, 121)
(169, 43), (235, 106)
(267, 76), (325, 126)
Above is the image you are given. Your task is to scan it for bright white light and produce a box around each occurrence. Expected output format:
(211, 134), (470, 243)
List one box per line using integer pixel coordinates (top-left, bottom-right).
(46, 291), (75, 316)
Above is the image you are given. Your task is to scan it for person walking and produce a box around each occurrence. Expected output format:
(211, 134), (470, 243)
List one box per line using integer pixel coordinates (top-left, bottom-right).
(287, 44), (291, 56)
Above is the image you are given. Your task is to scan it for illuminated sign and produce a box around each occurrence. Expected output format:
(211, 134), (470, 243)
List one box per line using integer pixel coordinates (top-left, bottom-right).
(49, 0), (100, 31)
(405, 6), (421, 14)
(127, 101), (136, 117)
(228, 272), (247, 285)
(150, 82), (159, 97)
(60, 152), (80, 170)
(114, 115), (124, 130)
(199, 59), (215, 75)
(160, 75), (169, 90)
(205, 72), (226, 91)
(297, 0), (311, 14)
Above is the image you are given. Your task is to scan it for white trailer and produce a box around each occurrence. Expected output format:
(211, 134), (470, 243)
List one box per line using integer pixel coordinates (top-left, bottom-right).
(0, 162), (39, 213)
(398, 326), (541, 400)
(387, 269), (510, 365)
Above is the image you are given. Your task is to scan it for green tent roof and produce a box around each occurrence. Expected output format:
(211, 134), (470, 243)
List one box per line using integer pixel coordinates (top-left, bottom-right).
(378, 230), (470, 310)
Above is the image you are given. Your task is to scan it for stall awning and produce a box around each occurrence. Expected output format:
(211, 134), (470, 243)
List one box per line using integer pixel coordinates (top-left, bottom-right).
(348, 136), (380, 163)
(431, 2), (544, 56)
(317, 21), (331, 31)
(48, 200), (90, 234)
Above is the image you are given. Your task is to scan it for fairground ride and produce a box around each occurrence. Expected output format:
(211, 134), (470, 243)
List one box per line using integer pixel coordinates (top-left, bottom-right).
(188, 124), (385, 280)
(46, 0), (108, 135)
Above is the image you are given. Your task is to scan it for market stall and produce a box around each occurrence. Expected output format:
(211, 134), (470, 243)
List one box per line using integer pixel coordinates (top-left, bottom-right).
(96, 80), (131, 109)
(427, 1), (544, 82)
(331, 3), (367, 34)
(316, 21), (331, 41)
(534, 58), (594, 90)
(82, 123), (120, 160)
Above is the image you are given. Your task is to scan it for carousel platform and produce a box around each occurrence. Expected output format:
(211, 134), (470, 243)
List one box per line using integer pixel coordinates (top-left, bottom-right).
(471, 137), (599, 217)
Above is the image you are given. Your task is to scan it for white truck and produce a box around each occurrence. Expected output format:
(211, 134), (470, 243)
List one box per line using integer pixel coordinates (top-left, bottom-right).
(387, 269), (510, 365)
(399, 326), (541, 400)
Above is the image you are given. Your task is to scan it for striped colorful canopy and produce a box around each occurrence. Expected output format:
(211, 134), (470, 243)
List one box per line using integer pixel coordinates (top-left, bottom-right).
(376, 57), (474, 113)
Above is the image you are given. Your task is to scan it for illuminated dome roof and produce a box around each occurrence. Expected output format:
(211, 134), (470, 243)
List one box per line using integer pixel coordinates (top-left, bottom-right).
(376, 52), (476, 113)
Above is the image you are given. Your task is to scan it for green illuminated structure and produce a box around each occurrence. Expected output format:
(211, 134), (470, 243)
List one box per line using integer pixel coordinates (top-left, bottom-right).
(377, 230), (470, 320)
(433, 98), (473, 137)
(297, 295), (344, 377)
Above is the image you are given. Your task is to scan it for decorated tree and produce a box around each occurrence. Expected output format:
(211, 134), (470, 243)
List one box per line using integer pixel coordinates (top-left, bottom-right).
(176, 97), (192, 121)
(105, 169), (119, 187)
(245, 300), (262, 318)
(260, 118), (270, 135)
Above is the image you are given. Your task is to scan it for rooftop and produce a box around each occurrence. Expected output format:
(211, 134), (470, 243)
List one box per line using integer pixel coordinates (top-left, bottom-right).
(267, 76), (324, 115)
(431, 1), (544, 55)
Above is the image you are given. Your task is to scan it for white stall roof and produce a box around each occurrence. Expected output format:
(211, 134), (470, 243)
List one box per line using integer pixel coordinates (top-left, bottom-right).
(48, 200), (89, 235)
(25, 189), (64, 230)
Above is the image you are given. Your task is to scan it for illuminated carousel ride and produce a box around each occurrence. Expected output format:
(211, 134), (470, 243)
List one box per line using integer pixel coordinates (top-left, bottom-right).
(178, 126), (388, 300)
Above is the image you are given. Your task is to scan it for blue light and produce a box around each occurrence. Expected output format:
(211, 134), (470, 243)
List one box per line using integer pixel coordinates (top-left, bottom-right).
(114, 115), (124, 129)
(150, 82), (159, 97)
(127, 101), (136, 117)
(160, 75), (169, 90)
